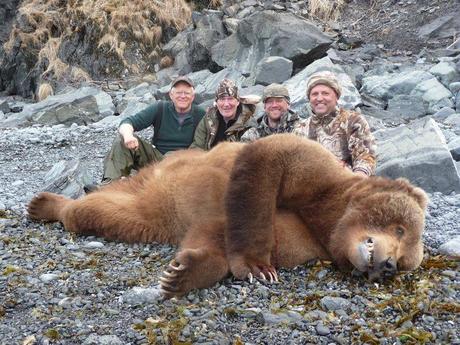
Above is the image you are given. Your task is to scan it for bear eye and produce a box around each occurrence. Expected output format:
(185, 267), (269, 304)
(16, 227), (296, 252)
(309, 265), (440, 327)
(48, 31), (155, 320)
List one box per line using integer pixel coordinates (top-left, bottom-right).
(396, 226), (405, 237)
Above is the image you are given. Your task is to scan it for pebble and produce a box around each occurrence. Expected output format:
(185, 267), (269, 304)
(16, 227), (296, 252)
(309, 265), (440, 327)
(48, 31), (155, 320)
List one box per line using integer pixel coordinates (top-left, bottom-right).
(39, 273), (59, 283)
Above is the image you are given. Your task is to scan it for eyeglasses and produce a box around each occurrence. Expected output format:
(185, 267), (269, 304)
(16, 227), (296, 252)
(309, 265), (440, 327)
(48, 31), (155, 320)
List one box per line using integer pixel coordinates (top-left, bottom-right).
(174, 91), (193, 96)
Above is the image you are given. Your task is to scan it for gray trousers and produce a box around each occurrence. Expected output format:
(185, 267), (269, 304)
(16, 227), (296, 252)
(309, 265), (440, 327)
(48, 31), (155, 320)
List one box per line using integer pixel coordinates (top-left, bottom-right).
(102, 134), (164, 181)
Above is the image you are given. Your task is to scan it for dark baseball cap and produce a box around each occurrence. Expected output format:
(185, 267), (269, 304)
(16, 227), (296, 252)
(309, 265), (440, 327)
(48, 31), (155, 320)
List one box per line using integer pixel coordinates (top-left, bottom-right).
(171, 76), (194, 88)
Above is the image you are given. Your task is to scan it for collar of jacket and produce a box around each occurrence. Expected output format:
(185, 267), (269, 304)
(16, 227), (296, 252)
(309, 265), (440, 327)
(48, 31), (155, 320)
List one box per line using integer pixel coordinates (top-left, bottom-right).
(309, 105), (340, 126)
(207, 103), (256, 132)
(258, 109), (299, 129)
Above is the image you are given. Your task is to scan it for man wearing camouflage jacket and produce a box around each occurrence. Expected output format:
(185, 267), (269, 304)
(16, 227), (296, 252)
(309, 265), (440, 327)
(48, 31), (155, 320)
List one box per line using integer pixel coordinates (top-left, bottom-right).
(304, 71), (376, 176)
(241, 83), (306, 142)
(191, 79), (259, 150)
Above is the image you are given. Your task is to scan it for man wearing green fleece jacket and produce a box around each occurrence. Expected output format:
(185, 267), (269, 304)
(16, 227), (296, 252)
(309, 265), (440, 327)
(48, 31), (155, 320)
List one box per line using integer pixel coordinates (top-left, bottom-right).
(87, 76), (205, 190)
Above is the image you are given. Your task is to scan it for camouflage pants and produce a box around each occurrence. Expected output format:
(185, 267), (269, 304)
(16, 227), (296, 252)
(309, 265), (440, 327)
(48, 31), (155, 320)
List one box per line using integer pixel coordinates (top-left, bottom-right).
(102, 134), (164, 181)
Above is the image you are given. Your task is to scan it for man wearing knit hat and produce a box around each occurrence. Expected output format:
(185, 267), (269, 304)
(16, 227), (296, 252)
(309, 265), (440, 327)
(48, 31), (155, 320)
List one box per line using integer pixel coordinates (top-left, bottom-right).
(241, 83), (307, 142)
(305, 71), (376, 176)
(191, 79), (260, 150)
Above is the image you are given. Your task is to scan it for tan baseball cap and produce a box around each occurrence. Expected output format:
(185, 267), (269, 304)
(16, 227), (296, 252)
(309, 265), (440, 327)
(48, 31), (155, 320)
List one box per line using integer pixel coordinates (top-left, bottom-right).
(171, 76), (194, 88)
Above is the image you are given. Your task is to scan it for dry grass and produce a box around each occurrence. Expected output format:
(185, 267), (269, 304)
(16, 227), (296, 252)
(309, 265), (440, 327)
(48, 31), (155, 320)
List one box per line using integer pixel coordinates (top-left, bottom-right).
(159, 55), (174, 69)
(36, 83), (54, 101)
(308, 0), (345, 21)
(3, 0), (194, 84)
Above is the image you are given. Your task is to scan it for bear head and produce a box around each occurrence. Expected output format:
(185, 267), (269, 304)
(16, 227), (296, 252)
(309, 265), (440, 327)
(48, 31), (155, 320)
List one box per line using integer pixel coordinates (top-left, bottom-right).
(329, 178), (428, 281)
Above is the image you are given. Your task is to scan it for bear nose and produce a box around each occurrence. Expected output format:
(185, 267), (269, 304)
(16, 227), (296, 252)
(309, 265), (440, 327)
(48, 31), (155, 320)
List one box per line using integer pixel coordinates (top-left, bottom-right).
(381, 257), (397, 278)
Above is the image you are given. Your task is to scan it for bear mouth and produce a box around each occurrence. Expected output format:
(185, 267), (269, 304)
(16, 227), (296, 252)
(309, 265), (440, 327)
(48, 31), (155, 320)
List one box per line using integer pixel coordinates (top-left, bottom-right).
(356, 237), (375, 271)
(354, 237), (398, 281)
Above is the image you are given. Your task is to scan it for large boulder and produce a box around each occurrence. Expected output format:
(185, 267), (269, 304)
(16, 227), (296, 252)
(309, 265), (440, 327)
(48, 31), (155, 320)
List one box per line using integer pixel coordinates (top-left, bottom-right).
(163, 10), (226, 73)
(361, 69), (453, 115)
(42, 160), (92, 199)
(283, 56), (361, 112)
(375, 117), (460, 194)
(249, 56), (293, 86)
(0, 87), (114, 128)
(211, 10), (332, 77)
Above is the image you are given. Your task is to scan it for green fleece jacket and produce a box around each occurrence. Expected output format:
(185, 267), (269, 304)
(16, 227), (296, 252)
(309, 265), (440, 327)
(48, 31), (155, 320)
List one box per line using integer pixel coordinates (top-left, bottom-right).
(120, 101), (205, 154)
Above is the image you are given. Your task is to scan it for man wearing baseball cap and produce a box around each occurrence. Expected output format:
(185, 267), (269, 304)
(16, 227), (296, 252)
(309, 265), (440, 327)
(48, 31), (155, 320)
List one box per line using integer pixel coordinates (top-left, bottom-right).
(85, 76), (205, 192)
(305, 71), (376, 176)
(191, 79), (259, 150)
(241, 83), (306, 142)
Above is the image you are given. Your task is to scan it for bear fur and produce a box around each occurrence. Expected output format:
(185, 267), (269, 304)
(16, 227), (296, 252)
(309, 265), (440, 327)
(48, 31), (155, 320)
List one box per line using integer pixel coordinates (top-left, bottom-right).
(28, 134), (428, 298)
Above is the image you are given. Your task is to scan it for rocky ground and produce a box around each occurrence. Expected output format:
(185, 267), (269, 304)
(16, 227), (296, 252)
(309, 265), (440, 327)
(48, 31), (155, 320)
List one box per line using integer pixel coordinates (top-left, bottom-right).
(0, 123), (459, 344)
(340, 0), (460, 54)
(0, 0), (459, 344)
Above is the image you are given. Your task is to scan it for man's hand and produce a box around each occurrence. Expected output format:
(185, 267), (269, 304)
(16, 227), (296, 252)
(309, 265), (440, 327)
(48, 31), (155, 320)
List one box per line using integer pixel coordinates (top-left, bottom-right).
(119, 123), (138, 150)
(123, 135), (139, 150)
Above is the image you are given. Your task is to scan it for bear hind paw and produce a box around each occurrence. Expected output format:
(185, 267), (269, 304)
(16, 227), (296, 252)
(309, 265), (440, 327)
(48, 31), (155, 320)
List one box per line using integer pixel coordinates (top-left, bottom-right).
(27, 192), (67, 222)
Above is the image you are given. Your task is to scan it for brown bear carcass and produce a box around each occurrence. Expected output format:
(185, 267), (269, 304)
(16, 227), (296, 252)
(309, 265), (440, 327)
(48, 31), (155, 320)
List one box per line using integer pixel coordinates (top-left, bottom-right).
(28, 134), (428, 298)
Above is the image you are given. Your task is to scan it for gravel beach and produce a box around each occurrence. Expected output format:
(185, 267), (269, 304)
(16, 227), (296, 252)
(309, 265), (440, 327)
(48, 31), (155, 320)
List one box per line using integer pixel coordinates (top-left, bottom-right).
(0, 123), (459, 344)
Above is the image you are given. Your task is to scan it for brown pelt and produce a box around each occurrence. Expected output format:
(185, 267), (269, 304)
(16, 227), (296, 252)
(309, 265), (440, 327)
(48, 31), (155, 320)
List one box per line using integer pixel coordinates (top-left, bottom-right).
(28, 134), (428, 298)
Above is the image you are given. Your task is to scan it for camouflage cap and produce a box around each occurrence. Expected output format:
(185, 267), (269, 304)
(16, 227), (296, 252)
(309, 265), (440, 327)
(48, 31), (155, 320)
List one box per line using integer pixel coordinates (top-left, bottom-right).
(262, 83), (290, 103)
(306, 71), (342, 99)
(215, 79), (239, 100)
(171, 75), (194, 89)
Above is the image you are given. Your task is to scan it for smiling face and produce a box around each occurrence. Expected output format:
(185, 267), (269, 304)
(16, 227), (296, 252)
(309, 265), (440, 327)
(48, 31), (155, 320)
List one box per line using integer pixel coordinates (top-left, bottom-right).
(216, 96), (240, 120)
(169, 82), (195, 113)
(309, 84), (339, 116)
(264, 97), (289, 124)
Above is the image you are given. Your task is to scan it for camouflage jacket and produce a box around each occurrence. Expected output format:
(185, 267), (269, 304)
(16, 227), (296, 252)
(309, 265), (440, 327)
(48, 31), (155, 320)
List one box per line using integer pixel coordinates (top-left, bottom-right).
(240, 110), (308, 142)
(304, 107), (376, 176)
(190, 103), (257, 150)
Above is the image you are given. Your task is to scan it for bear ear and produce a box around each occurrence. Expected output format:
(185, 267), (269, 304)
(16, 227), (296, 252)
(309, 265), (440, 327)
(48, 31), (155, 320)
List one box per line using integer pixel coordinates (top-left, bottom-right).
(394, 178), (429, 210)
(411, 186), (429, 210)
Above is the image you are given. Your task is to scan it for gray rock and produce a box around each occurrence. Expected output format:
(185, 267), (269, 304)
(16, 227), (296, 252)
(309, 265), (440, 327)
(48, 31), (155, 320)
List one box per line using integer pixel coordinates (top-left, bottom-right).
(429, 61), (460, 89)
(411, 77), (454, 114)
(211, 11), (332, 77)
(223, 17), (239, 34)
(39, 273), (59, 283)
(120, 286), (163, 305)
(387, 95), (427, 120)
(361, 69), (453, 114)
(448, 137), (460, 161)
(375, 117), (460, 194)
(0, 100), (10, 113)
(444, 114), (460, 132)
(283, 56), (361, 112)
(42, 159), (92, 199)
(316, 322), (331, 336)
(456, 90), (460, 112)
(438, 236), (460, 258)
(84, 241), (105, 249)
(0, 87), (115, 128)
(164, 11), (226, 73)
(432, 107), (457, 122)
(82, 334), (124, 345)
(320, 296), (351, 311)
(257, 310), (303, 325)
(418, 13), (460, 41)
(251, 56), (293, 86)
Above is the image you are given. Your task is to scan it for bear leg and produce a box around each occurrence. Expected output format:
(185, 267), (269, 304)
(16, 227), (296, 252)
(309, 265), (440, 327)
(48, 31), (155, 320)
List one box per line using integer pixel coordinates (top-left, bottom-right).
(160, 221), (229, 298)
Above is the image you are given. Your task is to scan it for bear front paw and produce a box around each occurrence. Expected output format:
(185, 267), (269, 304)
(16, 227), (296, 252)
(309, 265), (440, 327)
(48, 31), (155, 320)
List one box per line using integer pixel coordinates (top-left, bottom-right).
(159, 259), (188, 299)
(229, 255), (279, 283)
